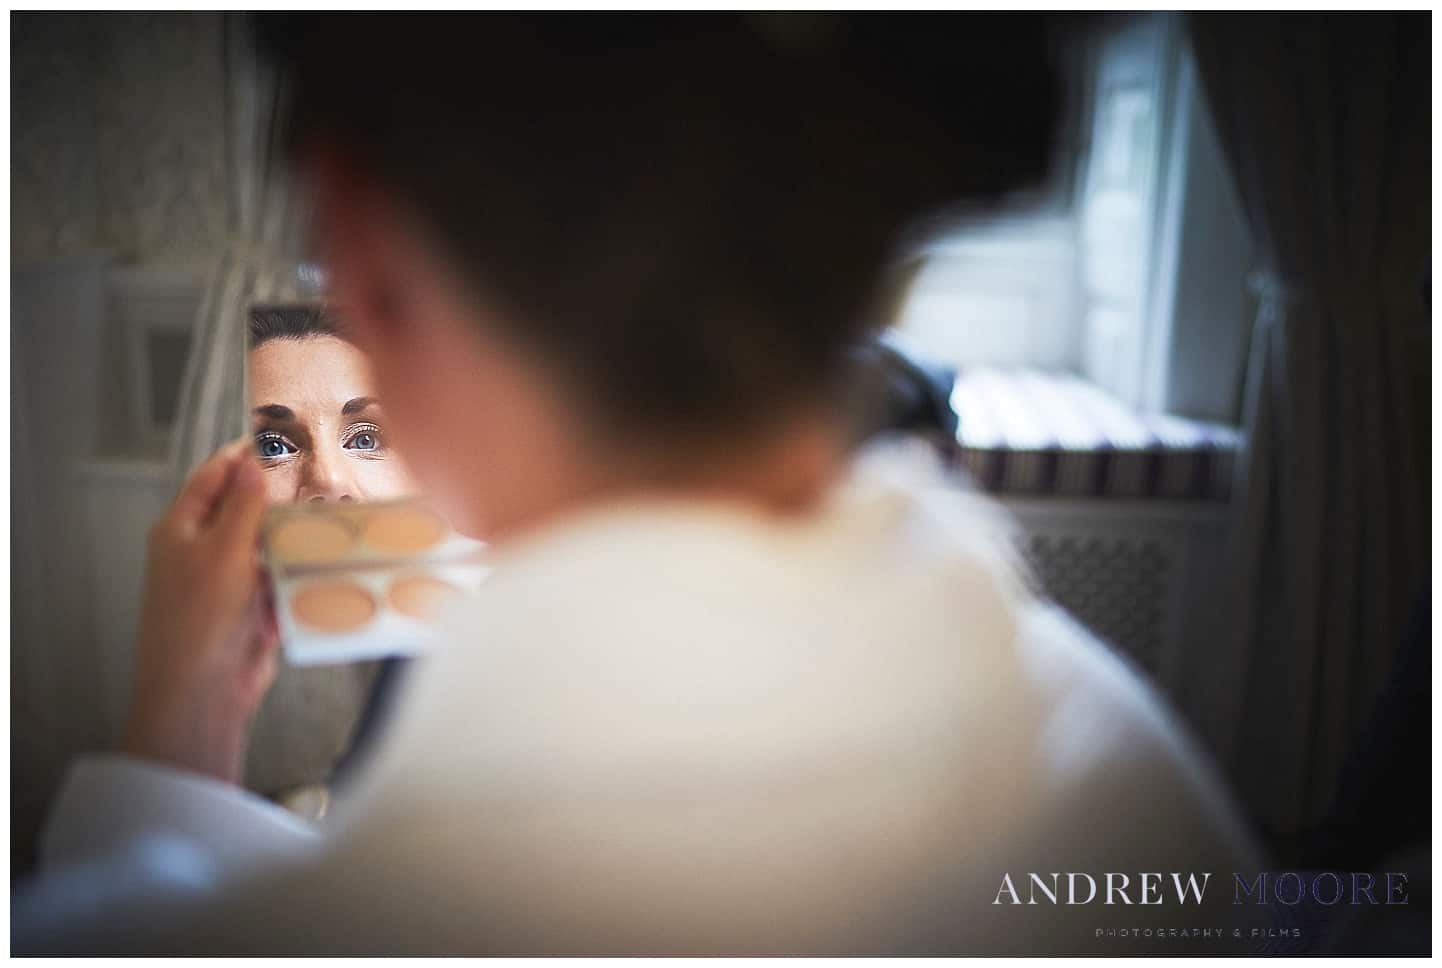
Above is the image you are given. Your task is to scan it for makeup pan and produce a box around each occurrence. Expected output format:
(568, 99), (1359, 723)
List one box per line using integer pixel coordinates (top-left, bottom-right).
(291, 580), (377, 633)
(269, 515), (356, 564)
(261, 498), (489, 665)
(362, 506), (447, 555)
(388, 574), (462, 620)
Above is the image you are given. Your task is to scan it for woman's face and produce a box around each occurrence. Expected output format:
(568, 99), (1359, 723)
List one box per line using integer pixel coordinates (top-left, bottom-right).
(249, 335), (418, 505)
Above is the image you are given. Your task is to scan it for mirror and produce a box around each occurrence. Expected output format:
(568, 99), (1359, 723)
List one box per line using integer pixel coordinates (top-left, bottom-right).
(242, 303), (425, 804)
(245, 303), (486, 671)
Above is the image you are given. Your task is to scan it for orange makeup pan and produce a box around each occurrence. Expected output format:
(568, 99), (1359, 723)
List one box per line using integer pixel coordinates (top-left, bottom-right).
(387, 574), (463, 620)
(290, 579), (378, 633)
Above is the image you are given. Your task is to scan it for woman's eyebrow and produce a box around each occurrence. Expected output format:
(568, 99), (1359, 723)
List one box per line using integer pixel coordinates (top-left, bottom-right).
(253, 403), (296, 421)
(342, 396), (379, 416)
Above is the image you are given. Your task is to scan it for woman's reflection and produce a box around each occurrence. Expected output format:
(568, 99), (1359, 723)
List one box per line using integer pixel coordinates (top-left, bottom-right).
(244, 305), (414, 812)
(249, 306), (416, 504)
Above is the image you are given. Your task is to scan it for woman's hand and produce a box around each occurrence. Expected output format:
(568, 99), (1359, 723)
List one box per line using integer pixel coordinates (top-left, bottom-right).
(122, 439), (277, 785)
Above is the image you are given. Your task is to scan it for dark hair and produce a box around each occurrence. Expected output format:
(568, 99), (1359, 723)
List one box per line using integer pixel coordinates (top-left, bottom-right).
(257, 14), (1067, 446)
(248, 305), (349, 349)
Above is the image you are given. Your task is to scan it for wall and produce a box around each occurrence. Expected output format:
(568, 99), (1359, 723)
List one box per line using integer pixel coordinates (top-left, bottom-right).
(12, 261), (111, 878)
(13, 14), (376, 876)
(13, 12), (228, 270)
(11, 12), (228, 876)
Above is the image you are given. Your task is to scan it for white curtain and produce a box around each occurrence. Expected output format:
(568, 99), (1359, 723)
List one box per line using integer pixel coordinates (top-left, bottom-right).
(169, 13), (312, 480)
(166, 16), (374, 799)
(1187, 14), (1429, 840)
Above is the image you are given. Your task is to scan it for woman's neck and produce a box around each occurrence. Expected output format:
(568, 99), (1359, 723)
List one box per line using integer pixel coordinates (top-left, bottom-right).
(619, 412), (848, 516)
(481, 410), (849, 546)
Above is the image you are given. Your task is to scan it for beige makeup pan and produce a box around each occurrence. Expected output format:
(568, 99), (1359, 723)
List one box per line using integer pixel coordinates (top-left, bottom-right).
(269, 514), (356, 565)
(362, 506), (447, 555)
(290, 580), (377, 634)
(388, 574), (462, 620)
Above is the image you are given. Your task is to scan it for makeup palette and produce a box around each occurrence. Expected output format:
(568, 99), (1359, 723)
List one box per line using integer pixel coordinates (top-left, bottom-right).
(261, 500), (489, 665)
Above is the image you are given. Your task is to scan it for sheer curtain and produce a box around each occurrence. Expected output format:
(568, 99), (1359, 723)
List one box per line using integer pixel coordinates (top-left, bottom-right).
(167, 15), (370, 799)
(169, 13), (311, 480)
(1186, 13), (1429, 840)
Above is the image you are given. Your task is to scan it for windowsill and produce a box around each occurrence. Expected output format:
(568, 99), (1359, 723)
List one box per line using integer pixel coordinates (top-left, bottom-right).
(950, 366), (1240, 501)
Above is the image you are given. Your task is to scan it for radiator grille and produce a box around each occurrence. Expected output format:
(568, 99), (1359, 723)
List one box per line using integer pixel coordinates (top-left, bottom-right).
(1017, 532), (1172, 677)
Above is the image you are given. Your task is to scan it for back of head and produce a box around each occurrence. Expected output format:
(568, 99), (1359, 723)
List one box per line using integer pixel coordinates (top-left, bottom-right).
(257, 14), (1067, 446)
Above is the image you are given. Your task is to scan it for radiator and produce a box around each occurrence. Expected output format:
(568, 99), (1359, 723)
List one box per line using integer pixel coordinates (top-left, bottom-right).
(949, 366), (1239, 701)
(998, 495), (1231, 698)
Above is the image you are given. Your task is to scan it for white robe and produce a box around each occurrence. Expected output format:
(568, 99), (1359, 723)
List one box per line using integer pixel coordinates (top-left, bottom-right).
(14, 444), (1265, 954)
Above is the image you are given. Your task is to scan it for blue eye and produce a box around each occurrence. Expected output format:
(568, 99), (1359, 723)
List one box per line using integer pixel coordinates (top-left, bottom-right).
(255, 434), (295, 460)
(347, 430), (380, 452)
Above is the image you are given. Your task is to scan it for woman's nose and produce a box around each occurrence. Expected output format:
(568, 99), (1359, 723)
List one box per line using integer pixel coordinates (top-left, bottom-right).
(300, 451), (359, 503)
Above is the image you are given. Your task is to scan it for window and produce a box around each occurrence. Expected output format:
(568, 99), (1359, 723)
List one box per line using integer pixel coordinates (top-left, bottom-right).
(891, 13), (1253, 428)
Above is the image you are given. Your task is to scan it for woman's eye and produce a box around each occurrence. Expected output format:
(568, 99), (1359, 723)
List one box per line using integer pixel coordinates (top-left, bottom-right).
(347, 431), (381, 452)
(255, 435), (295, 460)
